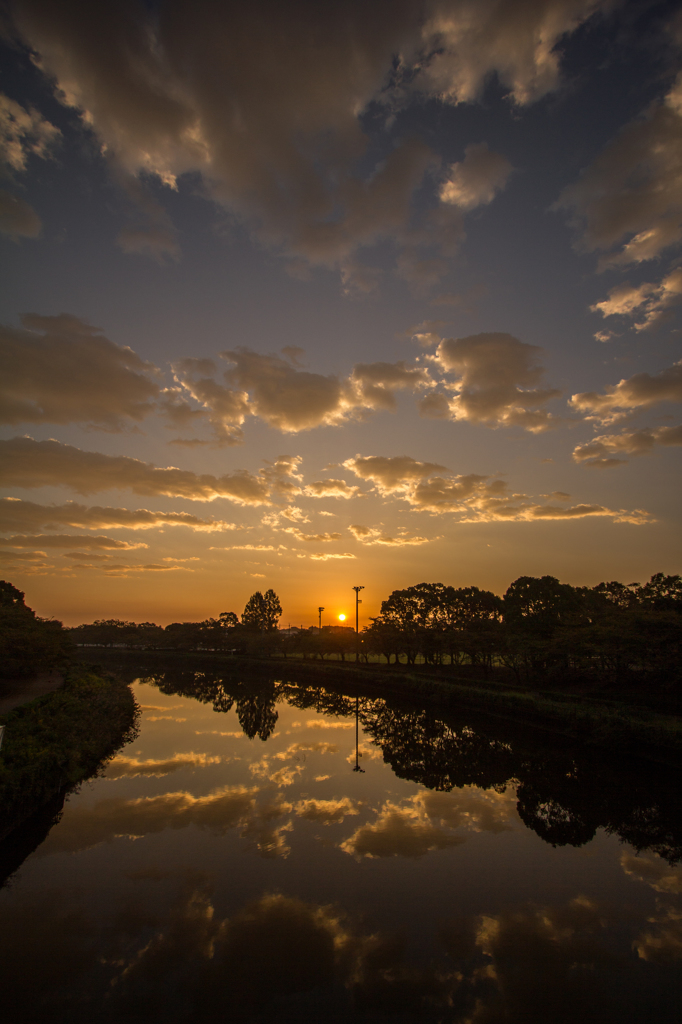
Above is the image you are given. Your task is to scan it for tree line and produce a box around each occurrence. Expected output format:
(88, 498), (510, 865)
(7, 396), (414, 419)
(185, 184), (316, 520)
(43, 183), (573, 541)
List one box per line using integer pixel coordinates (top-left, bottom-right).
(0, 581), (73, 679)
(362, 573), (682, 686)
(67, 573), (681, 687)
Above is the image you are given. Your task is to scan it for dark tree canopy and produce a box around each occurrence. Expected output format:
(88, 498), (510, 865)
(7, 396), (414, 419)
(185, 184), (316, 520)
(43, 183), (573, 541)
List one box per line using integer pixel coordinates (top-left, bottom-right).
(242, 589), (282, 632)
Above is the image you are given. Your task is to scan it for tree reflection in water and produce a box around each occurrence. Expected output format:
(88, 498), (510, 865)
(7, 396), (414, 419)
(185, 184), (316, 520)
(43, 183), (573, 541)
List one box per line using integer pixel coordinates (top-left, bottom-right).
(140, 662), (682, 864)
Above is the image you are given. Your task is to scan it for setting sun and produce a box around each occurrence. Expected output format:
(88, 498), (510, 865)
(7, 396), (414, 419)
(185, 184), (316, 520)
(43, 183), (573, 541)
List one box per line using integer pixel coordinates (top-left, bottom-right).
(338, 614), (346, 622)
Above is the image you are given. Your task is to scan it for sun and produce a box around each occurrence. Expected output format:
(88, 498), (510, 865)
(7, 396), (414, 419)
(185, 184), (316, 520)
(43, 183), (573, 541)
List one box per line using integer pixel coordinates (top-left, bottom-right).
(338, 613), (346, 621)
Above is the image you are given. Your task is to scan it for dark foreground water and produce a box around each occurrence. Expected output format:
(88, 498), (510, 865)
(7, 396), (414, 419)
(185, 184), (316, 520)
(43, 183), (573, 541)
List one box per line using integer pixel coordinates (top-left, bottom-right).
(1, 661), (681, 1023)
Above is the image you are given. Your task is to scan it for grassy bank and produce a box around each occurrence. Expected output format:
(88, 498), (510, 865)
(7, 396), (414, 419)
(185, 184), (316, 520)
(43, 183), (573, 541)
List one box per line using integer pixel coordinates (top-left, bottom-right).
(0, 667), (139, 840)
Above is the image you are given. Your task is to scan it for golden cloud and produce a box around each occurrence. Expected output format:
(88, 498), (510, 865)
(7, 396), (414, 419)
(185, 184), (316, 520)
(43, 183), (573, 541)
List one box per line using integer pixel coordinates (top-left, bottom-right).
(429, 332), (560, 431)
(37, 785), (259, 855)
(340, 800), (466, 859)
(570, 361), (682, 424)
(105, 752), (223, 778)
(591, 267), (682, 331)
(572, 424), (682, 466)
(294, 797), (360, 824)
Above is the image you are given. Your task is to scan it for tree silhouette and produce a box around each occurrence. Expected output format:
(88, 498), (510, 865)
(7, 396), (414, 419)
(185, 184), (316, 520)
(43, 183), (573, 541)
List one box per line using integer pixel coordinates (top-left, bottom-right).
(241, 589), (282, 632)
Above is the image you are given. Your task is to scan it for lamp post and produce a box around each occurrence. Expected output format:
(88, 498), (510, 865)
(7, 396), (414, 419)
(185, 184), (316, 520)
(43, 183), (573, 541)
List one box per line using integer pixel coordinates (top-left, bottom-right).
(318, 606), (324, 631)
(352, 695), (365, 772)
(352, 585), (364, 663)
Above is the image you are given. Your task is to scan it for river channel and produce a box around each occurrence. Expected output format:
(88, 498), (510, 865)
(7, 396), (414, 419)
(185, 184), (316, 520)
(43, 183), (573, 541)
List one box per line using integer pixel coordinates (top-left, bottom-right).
(1, 660), (680, 1023)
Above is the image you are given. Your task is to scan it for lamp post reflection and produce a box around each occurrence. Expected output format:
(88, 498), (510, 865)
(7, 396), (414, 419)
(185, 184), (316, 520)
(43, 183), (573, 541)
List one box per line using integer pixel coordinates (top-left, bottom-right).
(352, 696), (365, 772)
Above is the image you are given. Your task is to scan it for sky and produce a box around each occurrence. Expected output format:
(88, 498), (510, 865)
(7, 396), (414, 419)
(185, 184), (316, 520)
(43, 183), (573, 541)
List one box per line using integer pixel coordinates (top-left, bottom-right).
(0, 0), (681, 627)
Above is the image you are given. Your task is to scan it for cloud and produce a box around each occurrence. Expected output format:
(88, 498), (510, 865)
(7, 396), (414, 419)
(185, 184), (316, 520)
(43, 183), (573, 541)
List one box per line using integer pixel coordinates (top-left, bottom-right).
(419, 0), (611, 106)
(224, 349), (353, 433)
(0, 189), (41, 238)
(307, 552), (356, 561)
(249, 756), (304, 788)
(0, 314), (160, 429)
(343, 454), (448, 493)
(305, 719), (354, 730)
(569, 360), (682, 423)
(284, 528), (343, 542)
(9, 2), (607, 272)
(304, 479), (360, 499)
(395, 250), (451, 293)
(0, 437), (270, 503)
(633, 907), (682, 965)
(572, 424), (682, 466)
(105, 752), (223, 778)
(0, 498), (237, 533)
(428, 332), (560, 430)
(273, 741), (340, 759)
(340, 799), (466, 859)
(169, 358), (249, 444)
(344, 451), (648, 522)
(36, 785), (260, 855)
(294, 797), (360, 824)
(556, 72), (682, 266)
(351, 360), (431, 411)
(591, 267), (682, 331)
(172, 349), (436, 439)
(404, 319), (447, 347)
(258, 455), (304, 497)
(114, 169), (180, 262)
(262, 505), (310, 525)
(474, 896), (620, 1020)
(0, 534), (146, 551)
(0, 91), (60, 171)
(348, 524), (431, 545)
(339, 260), (383, 295)
(621, 853), (682, 896)
(439, 142), (513, 209)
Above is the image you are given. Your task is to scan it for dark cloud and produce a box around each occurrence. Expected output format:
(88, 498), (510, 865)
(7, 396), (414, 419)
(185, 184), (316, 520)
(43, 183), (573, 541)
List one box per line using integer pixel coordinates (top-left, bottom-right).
(8, 0), (611, 270)
(439, 142), (513, 209)
(0, 314), (160, 429)
(0, 90), (60, 171)
(0, 497), (236, 532)
(0, 188), (41, 237)
(0, 532), (147, 550)
(0, 436), (270, 503)
(430, 332), (560, 431)
(557, 71), (682, 267)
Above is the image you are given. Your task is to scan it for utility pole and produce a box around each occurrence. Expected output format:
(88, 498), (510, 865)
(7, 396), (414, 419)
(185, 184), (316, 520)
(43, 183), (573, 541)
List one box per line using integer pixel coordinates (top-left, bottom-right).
(352, 585), (364, 663)
(352, 695), (364, 772)
(318, 606), (324, 630)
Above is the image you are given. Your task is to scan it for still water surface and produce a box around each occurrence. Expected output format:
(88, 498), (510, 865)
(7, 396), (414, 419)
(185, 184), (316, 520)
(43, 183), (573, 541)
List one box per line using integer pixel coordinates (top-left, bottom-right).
(1, 664), (681, 1022)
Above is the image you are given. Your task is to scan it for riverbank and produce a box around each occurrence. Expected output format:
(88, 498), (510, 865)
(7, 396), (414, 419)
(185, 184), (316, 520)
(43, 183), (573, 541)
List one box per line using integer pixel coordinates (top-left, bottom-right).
(0, 667), (140, 842)
(0, 671), (64, 716)
(77, 649), (682, 766)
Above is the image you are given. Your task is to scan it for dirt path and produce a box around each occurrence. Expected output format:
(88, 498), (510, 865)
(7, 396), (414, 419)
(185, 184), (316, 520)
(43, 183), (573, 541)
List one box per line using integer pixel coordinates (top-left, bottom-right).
(0, 672), (64, 716)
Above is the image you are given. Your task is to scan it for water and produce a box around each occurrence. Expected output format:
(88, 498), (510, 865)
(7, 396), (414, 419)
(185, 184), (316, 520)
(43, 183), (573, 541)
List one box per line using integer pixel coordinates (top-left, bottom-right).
(1, 663), (680, 1023)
